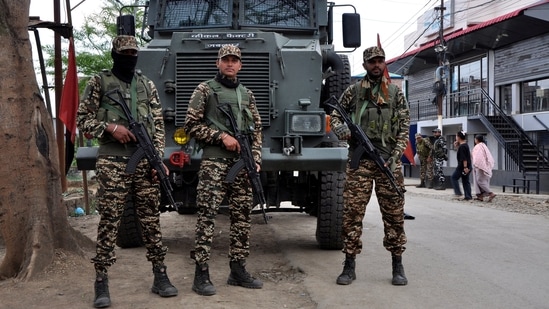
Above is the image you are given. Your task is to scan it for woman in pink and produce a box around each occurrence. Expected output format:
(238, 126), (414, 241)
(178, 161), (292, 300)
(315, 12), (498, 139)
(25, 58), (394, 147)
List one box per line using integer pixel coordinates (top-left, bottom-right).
(472, 135), (495, 201)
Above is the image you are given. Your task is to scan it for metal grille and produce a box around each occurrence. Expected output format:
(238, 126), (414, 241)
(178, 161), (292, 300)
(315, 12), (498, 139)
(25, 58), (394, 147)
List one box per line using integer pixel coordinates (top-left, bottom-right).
(175, 53), (271, 127)
(159, 0), (231, 29)
(241, 0), (312, 28)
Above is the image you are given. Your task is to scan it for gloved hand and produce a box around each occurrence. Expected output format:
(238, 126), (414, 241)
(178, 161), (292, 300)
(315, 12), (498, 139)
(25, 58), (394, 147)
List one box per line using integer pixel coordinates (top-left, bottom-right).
(333, 123), (351, 140)
(385, 156), (399, 173)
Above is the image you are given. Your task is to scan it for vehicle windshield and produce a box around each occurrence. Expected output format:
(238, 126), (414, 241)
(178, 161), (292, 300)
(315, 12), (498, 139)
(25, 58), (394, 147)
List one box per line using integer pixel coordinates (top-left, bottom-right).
(157, 0), (312, 30)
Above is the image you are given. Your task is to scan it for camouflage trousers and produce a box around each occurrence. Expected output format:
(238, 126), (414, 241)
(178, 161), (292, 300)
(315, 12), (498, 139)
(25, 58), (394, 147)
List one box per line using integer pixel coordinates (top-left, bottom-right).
(193, 157), (254, 265)
(342, 159), (407, 257)
(419, 156), (434, 182)
(92, 156), (167, 274)
(434, 158), (445, 183)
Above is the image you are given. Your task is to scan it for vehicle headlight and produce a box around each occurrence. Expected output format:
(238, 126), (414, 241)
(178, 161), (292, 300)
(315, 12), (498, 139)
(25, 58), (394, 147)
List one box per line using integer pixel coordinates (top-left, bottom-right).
(285, 111), (325, 136)
(173, 128), (190, 145)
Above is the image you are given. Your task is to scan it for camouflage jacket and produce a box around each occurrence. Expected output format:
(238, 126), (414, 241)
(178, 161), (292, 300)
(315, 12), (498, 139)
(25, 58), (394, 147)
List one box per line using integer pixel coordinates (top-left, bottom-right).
(77, 70), (165, 157)
(183, 79), (263, 164)
(330, 76), (410, 161)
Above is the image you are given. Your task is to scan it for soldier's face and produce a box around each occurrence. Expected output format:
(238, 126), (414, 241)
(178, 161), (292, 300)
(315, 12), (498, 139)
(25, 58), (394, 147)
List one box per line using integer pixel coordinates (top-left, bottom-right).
(216, 55), (241, 78)
(363, 57), (386, 78)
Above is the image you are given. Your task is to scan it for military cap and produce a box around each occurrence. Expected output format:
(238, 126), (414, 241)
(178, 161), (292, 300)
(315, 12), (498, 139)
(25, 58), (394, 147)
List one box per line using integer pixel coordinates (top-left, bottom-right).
(112, 35), (139, 53)
(218, 45), (241, 59)
(363, 46), (385, 62)
(415, 133), (422, 138)
(432, 128), (442, 133)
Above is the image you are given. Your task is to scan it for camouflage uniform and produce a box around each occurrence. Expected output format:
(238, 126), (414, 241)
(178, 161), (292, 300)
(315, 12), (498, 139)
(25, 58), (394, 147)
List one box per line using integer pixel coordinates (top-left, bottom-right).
(330, 48), (410, 258)
(184, 46), (263, 265)
(432, 133), (448, 187)
(415, 134), (434, 185)
(77, 35), (168, 274)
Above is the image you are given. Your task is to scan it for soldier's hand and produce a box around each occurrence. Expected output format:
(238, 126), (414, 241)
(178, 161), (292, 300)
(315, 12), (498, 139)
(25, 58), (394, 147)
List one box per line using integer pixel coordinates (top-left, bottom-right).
(385, 156), (398, 173)
(221, 133), (240, 153)
(151, 163), (169, 183)
(109, 124), (136, 144)
(333, 123), (351, 140)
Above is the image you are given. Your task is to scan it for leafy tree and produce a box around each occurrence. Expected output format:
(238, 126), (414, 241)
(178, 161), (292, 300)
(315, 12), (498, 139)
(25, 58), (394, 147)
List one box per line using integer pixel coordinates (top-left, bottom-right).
(44, 0), (147, 87)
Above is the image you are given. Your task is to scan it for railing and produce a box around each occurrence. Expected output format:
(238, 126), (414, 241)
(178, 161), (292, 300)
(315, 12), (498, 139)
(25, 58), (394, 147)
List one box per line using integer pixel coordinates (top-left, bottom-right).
(409, 88), (549, 174)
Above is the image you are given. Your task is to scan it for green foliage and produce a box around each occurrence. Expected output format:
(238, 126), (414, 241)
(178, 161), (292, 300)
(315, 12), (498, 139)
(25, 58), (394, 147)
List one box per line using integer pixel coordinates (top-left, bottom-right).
(43, 0), (148, 91)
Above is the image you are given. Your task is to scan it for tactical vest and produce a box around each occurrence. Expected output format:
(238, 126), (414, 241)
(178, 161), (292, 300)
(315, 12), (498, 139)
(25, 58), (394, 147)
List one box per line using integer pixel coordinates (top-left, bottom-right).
(351, 81), (400, 158)
(95, 70), (156, 156)
(201, 79), (254, 158)
(416, 140), (430, 158)
(433, 137), (447, 159)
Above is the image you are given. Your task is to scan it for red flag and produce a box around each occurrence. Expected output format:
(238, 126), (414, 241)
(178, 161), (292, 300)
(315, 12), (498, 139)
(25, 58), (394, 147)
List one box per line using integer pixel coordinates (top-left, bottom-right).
(377, 33), (391, 83)
(59, 37), (79, 143)
(403, 140), (415, 166)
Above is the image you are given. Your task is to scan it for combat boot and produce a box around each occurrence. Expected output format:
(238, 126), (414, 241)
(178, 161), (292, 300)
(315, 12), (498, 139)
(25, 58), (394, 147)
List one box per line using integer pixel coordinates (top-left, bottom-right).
(416, 180), (426, 188)
(227, 260), (263, 289)
(427, 180), (433, 189)
(391, 255), (408, 286)
(193, 263), (216, 296)
(336, 255), (356, 285)
(93, 273), (111, 308)
(151, 265), (178, 297)
(434, 183), (446, 190)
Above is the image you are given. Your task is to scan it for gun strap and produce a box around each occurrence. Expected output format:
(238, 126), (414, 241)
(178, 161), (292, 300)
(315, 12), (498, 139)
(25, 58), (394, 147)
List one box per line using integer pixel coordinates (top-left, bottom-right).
(131, 76), (138, 118)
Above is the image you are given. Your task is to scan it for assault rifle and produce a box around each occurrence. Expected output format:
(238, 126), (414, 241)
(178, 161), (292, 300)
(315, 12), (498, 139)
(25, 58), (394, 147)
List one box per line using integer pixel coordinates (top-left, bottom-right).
(104, 89), (180, 212)
(217, 103), (268, 224)
(324, 96), (404, 198)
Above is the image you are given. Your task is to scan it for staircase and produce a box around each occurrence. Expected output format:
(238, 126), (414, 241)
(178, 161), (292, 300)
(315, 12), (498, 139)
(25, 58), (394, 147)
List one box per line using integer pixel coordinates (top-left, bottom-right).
(478, 89), (549, 173)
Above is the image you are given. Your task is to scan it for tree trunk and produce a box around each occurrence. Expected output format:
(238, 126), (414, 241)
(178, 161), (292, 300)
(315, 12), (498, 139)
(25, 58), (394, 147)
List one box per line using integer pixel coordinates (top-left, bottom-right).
(0, 0), (89, 280)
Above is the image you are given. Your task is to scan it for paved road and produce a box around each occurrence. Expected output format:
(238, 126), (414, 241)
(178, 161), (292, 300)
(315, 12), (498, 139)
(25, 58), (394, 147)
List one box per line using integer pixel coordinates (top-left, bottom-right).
(267, 183), (549, 309)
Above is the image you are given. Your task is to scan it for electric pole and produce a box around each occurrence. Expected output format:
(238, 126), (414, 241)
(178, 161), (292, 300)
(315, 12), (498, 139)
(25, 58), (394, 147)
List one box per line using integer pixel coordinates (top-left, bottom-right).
(434, 0), (447, 134)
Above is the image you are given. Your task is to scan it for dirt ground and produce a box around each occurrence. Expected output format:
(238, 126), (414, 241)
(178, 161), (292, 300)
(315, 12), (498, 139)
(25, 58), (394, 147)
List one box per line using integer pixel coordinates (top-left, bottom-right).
(0, 204), (316, 309)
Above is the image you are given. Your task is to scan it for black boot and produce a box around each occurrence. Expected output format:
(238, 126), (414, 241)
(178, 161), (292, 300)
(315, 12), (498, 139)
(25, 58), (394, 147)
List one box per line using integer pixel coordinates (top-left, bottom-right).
(427, 180), (433, 189)
(336, 255), (356, 285)
(152, 265), (178, 297)
(434, 182), (446, 190)
(416, 180), (426, 188)
(391, 255), (408, 286)
(94, 273), (111, 308)
(193, 263), (216, 296)
(227, 260), (263, 289)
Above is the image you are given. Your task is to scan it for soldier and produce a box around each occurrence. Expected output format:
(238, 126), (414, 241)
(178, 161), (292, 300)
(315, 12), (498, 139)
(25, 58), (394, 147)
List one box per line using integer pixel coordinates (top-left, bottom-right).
(330, 46), (410, 286)
(184, 45), (263, 296)
(77, 35), (177, 308)
(431, 128), (448, 190)
(415, 132), (434, 188)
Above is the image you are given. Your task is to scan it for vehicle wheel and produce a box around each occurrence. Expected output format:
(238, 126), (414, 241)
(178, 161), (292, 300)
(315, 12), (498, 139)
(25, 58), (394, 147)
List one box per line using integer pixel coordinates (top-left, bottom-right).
(116, 201), (144, 248)
(322, 53), (351, 113)
(315, 171), (345, 250)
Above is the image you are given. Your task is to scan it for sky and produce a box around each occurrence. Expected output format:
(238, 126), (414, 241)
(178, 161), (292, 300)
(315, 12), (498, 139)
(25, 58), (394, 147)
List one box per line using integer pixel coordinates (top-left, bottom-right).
(29, 0), (439, 75)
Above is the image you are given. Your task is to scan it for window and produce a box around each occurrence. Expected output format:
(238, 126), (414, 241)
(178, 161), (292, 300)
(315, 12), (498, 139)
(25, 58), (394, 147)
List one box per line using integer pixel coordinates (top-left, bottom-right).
(240, 0), (312, 28)
(500, 85), (512, 115)
(159, 0), (231, 29)
(522, 78), (549, 113)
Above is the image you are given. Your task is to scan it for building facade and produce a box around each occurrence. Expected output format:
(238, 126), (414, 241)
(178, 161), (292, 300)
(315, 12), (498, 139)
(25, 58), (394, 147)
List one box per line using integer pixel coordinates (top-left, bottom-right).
(388, 0), (549, 193)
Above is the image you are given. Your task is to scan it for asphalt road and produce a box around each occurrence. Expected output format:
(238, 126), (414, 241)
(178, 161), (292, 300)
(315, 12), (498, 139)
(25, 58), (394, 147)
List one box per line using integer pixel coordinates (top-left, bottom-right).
(266, 186), (549, 309)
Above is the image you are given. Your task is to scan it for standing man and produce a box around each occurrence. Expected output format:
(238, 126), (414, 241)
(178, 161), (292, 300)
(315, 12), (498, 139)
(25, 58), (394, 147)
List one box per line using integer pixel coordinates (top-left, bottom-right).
(184, 45), (263, 296)
(431, 128), (448, 190)
(415, 132), (434, 188)
(451, 131), (473, 200)
(330, 46), (410, 286)
(77, 35), (177, 308)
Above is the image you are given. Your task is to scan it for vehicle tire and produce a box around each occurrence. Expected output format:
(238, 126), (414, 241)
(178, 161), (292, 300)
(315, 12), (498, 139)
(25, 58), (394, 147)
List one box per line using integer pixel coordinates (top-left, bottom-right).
(315, 171), (345, 250)
(321, 53), (351, 113)
(116, 201), (144, 248)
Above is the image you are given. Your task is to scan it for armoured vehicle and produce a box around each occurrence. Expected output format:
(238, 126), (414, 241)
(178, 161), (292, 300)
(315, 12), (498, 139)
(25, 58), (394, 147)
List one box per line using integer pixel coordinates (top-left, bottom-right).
(77, 0), (361, 250)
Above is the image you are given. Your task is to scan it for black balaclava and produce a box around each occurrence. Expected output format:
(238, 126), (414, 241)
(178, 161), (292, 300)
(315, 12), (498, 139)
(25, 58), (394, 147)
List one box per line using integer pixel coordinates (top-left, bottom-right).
(111, 49), (138, 83)
(215, 71), (240, 89)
